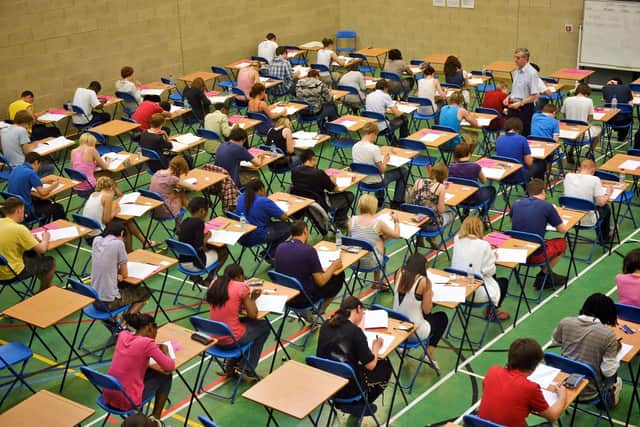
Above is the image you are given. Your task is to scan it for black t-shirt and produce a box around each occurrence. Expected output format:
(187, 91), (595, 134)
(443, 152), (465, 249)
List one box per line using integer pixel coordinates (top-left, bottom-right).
(183, 87), (211, 121)
(602, 84), (633, 104)
(291, 165), (334, 209)
(139, 131), (172, 172)
(178, 217), (206, 267)
(317, 320), (374, 397)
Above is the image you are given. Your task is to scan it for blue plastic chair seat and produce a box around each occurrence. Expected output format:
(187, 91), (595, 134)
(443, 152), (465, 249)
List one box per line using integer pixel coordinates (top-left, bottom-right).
(205, 341), (253, 360)
(0, 342), (33, 368)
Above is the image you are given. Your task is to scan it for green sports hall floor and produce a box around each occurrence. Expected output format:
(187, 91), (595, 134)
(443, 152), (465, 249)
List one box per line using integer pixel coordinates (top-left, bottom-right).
(1, 99), (640, 427)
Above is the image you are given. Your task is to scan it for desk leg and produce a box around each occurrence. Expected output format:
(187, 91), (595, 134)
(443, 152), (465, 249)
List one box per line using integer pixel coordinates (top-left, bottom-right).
(263, 406), (281, 427)
(268, 313), (291, 373)
(27, 325), (58, 361)
(454, 304), (474, 371)
(511, 266), (532, 327)
(148, 271), (171, 324)
(57, 313), (87, 392)
(608, 201), (622, 255)
(180, 352), (214, 427)
(624, 361), (640, 426)
(565, 228), (580, 282)
(385, 345), (409, 426)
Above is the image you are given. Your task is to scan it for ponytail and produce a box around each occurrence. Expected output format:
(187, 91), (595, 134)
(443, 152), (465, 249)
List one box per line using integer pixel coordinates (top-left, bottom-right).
(206, 264), (244, 308)
(328, 296), (363, 327)
(123, 312), (156, 330)
(243, 179), (264, 217)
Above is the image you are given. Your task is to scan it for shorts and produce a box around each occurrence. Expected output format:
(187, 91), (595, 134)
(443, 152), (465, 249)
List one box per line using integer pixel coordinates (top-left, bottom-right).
(527, 238), (567, 265)
(16, 252), (54, 279)
(97, 284), (152, 311)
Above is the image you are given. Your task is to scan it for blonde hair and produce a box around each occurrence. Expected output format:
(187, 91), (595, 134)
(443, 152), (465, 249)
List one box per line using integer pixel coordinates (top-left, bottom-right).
(459, 215), (484, 239)
(357, 194), (378, 215)
(274, 117), (291, 128)
(169, 156), (189, 176)
(448, 91), (465, 105)
(95, 176), (116, 192)
(362, 122), (379, 135)
(429, 162), (448, 183)
(79, 133), (97, 147)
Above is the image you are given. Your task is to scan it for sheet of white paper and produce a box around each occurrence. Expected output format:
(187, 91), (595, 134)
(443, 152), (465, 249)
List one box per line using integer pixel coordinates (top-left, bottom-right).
(398, 223), (420, 239)
(182, 177), (198, 185)
(410, 67), (422, 74)
(271, 106), (285, 114)
(633, 97), (640, 105)
(34, 226), (79, 241)
(444, 193), (455, 201)
(527, 364), (561, 388)
(364, 310), (389, 329)
(616, 342), (633, 362)
(468, 78), (483, 85)
(294, 139), (317, 149)
(300, 41), (323, 49)
(149, 340), (176, 365)
(427, 270), (450, 284)
(255, 294), (288, 314)
(40, 136), (73, 150)
(175, 133), (201, 145)
(170, 105), (185, 113)
(336, 119), (355, 128)
(34, 182), (65, 193)
(118, 203), (151, 217)
(240, 160), (253, 167)
(396, 103), (416, 114)
(102, 153), (129, 170)
(460, 119), (471, 127)
(481, 167), (505, 180)
(559, 129), (580, 139)
(317, 249), (340, 271)
(387, 154), (410, 167)
(293, 66), (310, 78)
(618, 159), (640, 170)
(363, 331), (395, 356)
(38, 113), (68, 122)
(431, 284), (466, 302)
(496, 248), (528, 264)
(207, 230), (244, 245)
(140, 88), (165, 96)
(286, 107), (298, 115)
(530, 147), (545, 158)
(542, 389), (559, 407)
(336, 177), (353, 188)
(545, 219), (568, 231)
(119, 192), (140, 205)
(171, 141), (189, 151)
(420, 133), (441, 143)
(208, 95), (229, 104)
(236, 62), (250, 69)
(127, 261), (158, 280)
(609, 188), (622, 200)
(292, 131), (318, 140)
(477, 118), (492, 127)
(593, 112), (605, 120)
(274, 201), (290, 213)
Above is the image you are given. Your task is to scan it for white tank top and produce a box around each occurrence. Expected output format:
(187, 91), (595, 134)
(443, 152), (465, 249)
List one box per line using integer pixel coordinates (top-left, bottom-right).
(317, 49), (333, 76)
(82, 193), (106, 229)
(393, 272), (431, 340)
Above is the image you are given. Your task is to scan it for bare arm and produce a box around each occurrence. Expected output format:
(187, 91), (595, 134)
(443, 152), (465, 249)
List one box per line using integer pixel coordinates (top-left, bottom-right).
(538, 384), (567, 422)
(377, 213), (401, 239)
(242, 293), (259, 319)
(417, 277), (433, 315)
(523, 154), (533, 167)
(118, 261), (128, 281)
(33, 232), (50, 254)
(477, 169), (487, 184)
(460, 108), (478, 127)
(93, 148), (109, 170)
(312, 258), (343, 286)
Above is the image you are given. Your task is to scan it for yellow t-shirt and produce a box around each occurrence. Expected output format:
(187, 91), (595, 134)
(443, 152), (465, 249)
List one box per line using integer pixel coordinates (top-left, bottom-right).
(0, 217), (38, 280)
(8, 99), (32, 120)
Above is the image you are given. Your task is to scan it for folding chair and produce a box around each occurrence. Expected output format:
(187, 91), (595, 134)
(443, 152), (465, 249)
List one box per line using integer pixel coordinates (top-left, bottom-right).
(341, 236), (389, 304)
(224, 210), (273, 277)
(114, 91), (139, 117)
(397, 138), (437, 181)
(431, 124), (461, 165)
(347, 53), (376, 76)
(335, 30), (357, 55)
(602, 103), (634, 158)
(0, 192), (45, 228)
(540, 77), (565, 108)
(349, 162), (389, 210)
(475, 107), (501, 156)
(81, 366), (155, 427)
(230, 87), (248, 114)
(490, 155), (527, 229)
(0, 254), (37, 303)
(470, 70), (496, 107)
(87, 130), (121, 155)
(291, 99), (323, 131)
(311, 64), (337, 88)
(447, 176), (493, 228)
(210, 66), (237, 92)
(246, 111), (273, 145)
(138, 188), (185, 241)
(283, 45), (307, 66)
(399, 203), (451, 265)
(560, 119), (594, 166)
(463, 414), (506, 427)
(336, 85), (365, 114)
(0, 153), (13, 190)
(139, 147), (167, 176)
(68, 278), (129, 361)
(71, 213), (104, 278)
(196, 128), (223, 164)
(325, 122), (357, 168)
(258, 144), (290, 190)
(0, 341), (36, 408)
(361, 110), (396, 145)
(64, 167), (94, 212)
(161, 77), (183, 103)
(65, 103), (93, 133)
(380, 71), (411, 100)
(198, 416), (221, 427)
(189, 316), (258, 403)
(408, 96), (437, 131)
(558, 195), (606, 264)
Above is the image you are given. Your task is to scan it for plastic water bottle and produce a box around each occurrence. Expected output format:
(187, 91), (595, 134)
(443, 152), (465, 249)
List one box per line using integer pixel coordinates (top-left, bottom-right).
(619, 171), (626, 185)
(467, 263), (474, 285)
(240, 213), (247, 232)
(611, 96), (618, 110)
(335, 229), (342, 249)
(481, 65), (486, 77)
(270, 143), (277, 157)
(184, 98), (191, 109)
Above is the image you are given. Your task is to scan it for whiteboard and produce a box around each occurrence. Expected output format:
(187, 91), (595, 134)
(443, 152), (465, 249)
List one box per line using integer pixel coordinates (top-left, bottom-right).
(579, 0), (640, 71)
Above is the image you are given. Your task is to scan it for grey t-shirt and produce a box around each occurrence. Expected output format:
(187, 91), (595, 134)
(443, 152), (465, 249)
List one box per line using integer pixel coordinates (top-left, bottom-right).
(352, 140), (383, 184)
(91, 235), (128, 302)
(0, 126), (30, 167)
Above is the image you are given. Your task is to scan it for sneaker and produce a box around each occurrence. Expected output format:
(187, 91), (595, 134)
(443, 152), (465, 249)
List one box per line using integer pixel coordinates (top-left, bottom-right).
(240, 369), (260, 381)
(533, 272), (547, 290)
(551, 272), (568, 287)
(148, 416), (164, 427)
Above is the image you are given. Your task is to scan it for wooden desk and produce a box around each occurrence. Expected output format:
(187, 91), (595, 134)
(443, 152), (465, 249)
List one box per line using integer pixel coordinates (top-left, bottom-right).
(226, 59), (254, 72)
(475, 157), (522, 182)
(140, 81), (174, 95)
(544, 82), (566, 93)
(314, 241), (368, 275)
(461, 111), (498, 129)
(592, 107), (619, 122)
(269, 101), (308, 116)
(0, 390), (95, 427)
(259, 76), (283, 90)
(443, 182), (478, 207)
(180, 168), (226, 192)
(555, 206), (586, 232)
(331, 89), (350, 101)
(31, 219), (90, 251)
(612, 318), (640, 426)
(527, 140), (561, 160)
(328, 169), (366, 192)
(268, 192), (314, 216)
(292, 133), (331, 150)
(407, 127), (459, 150)
(485, 60), (517, 76)
(89, 119), (140, 137)
(599, 154), (640, 176)
(380, 145), (419, 165)
(176, 71), (221, 86)
(486, 233), (540, 269)
(243, 360), (348, 421)
(242, 148), (285, 170)
(36, 109), (74, 125)
(31, 176), (79, 200)
(330, 115), (376, 132)
(169, 133), (206, 153)
(559, 122), (589, 141)
(167, 106), (191, 121)
(387, 100), (420, 115)
(98, 95), (123, 109)
(428, 268), (483, 310)
(356, 47), (390, 69)
(101, 151), (148, 173)
(235, 117), (262, 131)
(123, 249), (178, 286)
(115, 195), (162, 221)
(550, 68), (595, 82)
(246, 278), (300, 319)
(286, 49), (304, 59)
(31, 136), (76, 157)
(205, 216), (257, 248)
(364, 76), (381, 91)
(423, 53), (450, 70)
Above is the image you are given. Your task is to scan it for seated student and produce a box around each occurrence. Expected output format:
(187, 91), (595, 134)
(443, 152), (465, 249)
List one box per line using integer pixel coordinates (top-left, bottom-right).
(417, 63), (446, 115)
(317, 296), (392, 409)
(149, 156), (190, 220)
(295, 69), (339, 124)
(275, 220), (344, 314)
(553, 293), (622, 405)
(71, 81), (110, 127)
(316, 38), (345, 84)
(531, 103), (560, 142)
(203, 100), (233, 154)
(349, 194), (401, 289)
(235, 179), (290, 260)
(443, 55), (470, 105)
(8, 90), (61, 140)
(365, 79), (409, 139)
(291, 149), (354, 230)
(178, 197), (228, 284)
(408, 163), (455, 234)
(83, 176), (151, 252)
(115, 66), (143, 111)
(247, 83), (289, 134)
(481, 81), (509, 130)
(439, 91), (478, 151)
(510, 178), (569, 288)
(268, 46), (300, 97)
(383, 48), (414, 98)
(0, 110), (54, 176)
(602, 78), (634, 142)
(392, 253), (449, 365)
(496, 117), (545, 181)
(70, 132), (110, 197)
(448, 142), (496, 219)
(352, 122), (408, 208)
(131, 96), (171, 131)
(338, 63), (367, 112)
(183, 77), (211, 122)
(616, 248), (640, 307)
(139, 113), (174, 173)
(265, 117), (299, 170)
(91, 222), (152, 315)
(478, 338), (567, 426)
(561, 83), (600, 163)
(8, 152), (65, 222)
(105, 312), (174, 427)
(206, 263), (270, 378)
(0, 197), (56, 292)
(452, 216), (510, 320)
(257, 33), (278, 63)
(563, 159), (612, 244)
(236, 61), (261, 103)
(214, 127), (265, 186)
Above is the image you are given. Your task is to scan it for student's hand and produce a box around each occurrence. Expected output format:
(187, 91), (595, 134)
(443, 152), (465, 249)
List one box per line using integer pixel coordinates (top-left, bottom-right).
(117, 273), (124, 282)
(41, 230), (50, 243)
(372, 336), (383, 354)
(204, 230), (212, 241)
(330, 258), (343, 272)
(158, 343), (170, 355)
(383, 153), (390, 163)
(250, 288), (262, 300)
(555, 383), (567, 400)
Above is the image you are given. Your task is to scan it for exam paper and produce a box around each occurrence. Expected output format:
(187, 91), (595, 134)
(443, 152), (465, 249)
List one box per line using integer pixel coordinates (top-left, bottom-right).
(527, 364), (561, 388)
(364, 331), (395, 356)
(170, 105), (185, 113)
(364, 310), (389, 329)
(427, 270), (450, 284)
(496, 248), (528, 263)
(481, 167), (505, 180)
(34, 226), (79, 241)
(207, 230), (244, 245)
(619, 160), (640, 170)
(274, 201), (290, 213)
(149, 340), (176, 365)
(140, 88), (164, 96)
(127, 261), (158, 280)
(119, 192), (140, 205)
(477, 118), (492, 127)
(420, 133), (441, 143)
(530, 148), (545, 158)
(559, 129), (579, 139)
(118, 204), (151, 217)
(174, 133), (201, 144)
(336, 177), (353, 188)
(386, 154), (410, 167)
(37, 113), (67, 122)
(255, 294), (288, 314)
(616, 342), (633, 362)
(318, 249), (340, 271)
(395, 103), (416, 114)
(431, 284), (466, 302)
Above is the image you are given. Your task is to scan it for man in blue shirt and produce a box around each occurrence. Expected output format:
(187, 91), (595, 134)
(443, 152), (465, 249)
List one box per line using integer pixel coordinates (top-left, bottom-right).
(531, 104), (560, 142)
(510, 179), (569, 288)
(506, 48), (540, 137)
(495, 117), (545, 181)
(214, 127), (265, 186)
(365, 79), (409, 139)
(268, 46), (300, 96)
(7, 152), (65, 222)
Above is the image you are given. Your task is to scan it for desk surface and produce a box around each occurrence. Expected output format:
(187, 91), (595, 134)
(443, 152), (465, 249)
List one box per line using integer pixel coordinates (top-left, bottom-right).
(0, 390), (95, 427)
(246, 278), (300, 319)
(32, 176), (79, 200)
(101, 151), (149, 173)
(613, 318), (640, 363)
(363, 317), (416, 359)
(3, 287), (93, 329)
(176, 71), (220, 83)
(485, 60), (516, 74)
(407, 128), (459, 148)
(356, 47), (389, 57)
(123, 249), (178, 286)
(423, 53), (450, 65)
(243, 360), (348, 419)
(443, 182), (479, 207)
(151, 323), (217, 371)
(599, 154), (640, 177)
(559, 123), (589, 141)
(314, 241), (368, 275)
(429, 268), (483, 309)
(527, 140), (561, 160)
(331, 115), (377, 132)
(593, 107), (619, 122)
(33, 219), (92, 251)
(242, 149), (285, 170)
(169, 134), (206, 153)
(268, 193), (314, 217)
(485, 232), (541, 269)
(89, 119), (140, 137)
(550, 68), (595, 81)
(32, 137), (76, 157)
(330, 169), (366, 192)
(476, 157), (523, 182)
(206, 216), (257, 248)
(115, 195), (163, 221)
(380, 145), (419, 160)
(180, 168), (226, 192)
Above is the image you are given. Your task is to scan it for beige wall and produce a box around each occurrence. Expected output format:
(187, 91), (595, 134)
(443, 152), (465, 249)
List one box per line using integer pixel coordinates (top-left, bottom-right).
(339, 0), (584, 77)
(0, 0), (339, 116)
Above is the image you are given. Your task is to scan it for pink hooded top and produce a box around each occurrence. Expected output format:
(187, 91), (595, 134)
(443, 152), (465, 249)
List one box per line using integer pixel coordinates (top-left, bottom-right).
(104, 331), (175, 410)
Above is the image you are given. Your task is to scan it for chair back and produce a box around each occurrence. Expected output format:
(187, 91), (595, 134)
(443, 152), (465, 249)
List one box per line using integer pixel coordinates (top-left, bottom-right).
(139, 147), (163, 162)
(115, 92), (139, 105)
(71, 213), (103, 231)
(615, 302), (640, 323)
(399, 203), (438, 222)
(341, 235), (376, 254)
(504, 230), (547, 255)
(68, 278), (99, 299)
(80, 366), (139, 409)
(444, 267), (482, 281)
(120, 116), (137, 124)
(160, 77), (176, 86)
(251, 55), (270, 65)
(594, 170), (618, 182)
(247, 111), (273, 127)
(604, 103), (633, 115)
(628, 148), (640, 157)
(471, 70), (495, 79)
(408, 96), (434, 108)
(139, 188), (165, 203)
(432, 124), (457, 134)
(267, 270), (316, 305)
(310, 63), (331, 74)
(335, 30), (357, 54)
(560, 119), (589, 127)
(541, 77), (559, 84)
(189, 316), (242, 347)
(230, 87), (247, 98)
(196, 128), (222, 141)
(0, 191), (26, 205)
(527, 135), (556, 143)
(349, 162), (382, 179)
(398, 138), (427, 152)
(324, 122), (349, 136)
(558, 195), (596, 213)
(70, 104), (89, 118)
(86, 131), (107, 144)
(337, 84), (363, 98)
(64, 167), (90, 184)
(224, 210), (241, 221)
(543, 352), (598, 381)
(475, 107), (499, 116)
(370, 303), (411, 323)
(166, 238), (202, 259)
(463, 414), (506, 427)
(361, 110), (388, 124)
(198, 416), (221, 427)
(380, 72), (401, 82)
(211, 66), (230, 78)
(305, 355), (368, 400)
(441, 83), (461, 89)
(447, 176), (480, 188)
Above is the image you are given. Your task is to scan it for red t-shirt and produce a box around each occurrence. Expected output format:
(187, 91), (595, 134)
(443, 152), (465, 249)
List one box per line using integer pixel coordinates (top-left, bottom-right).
(209, 280), (249, 345)
(478, 366), (549, 427)
(482, 89), (508, 114)
(131, 101), (164, 130)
